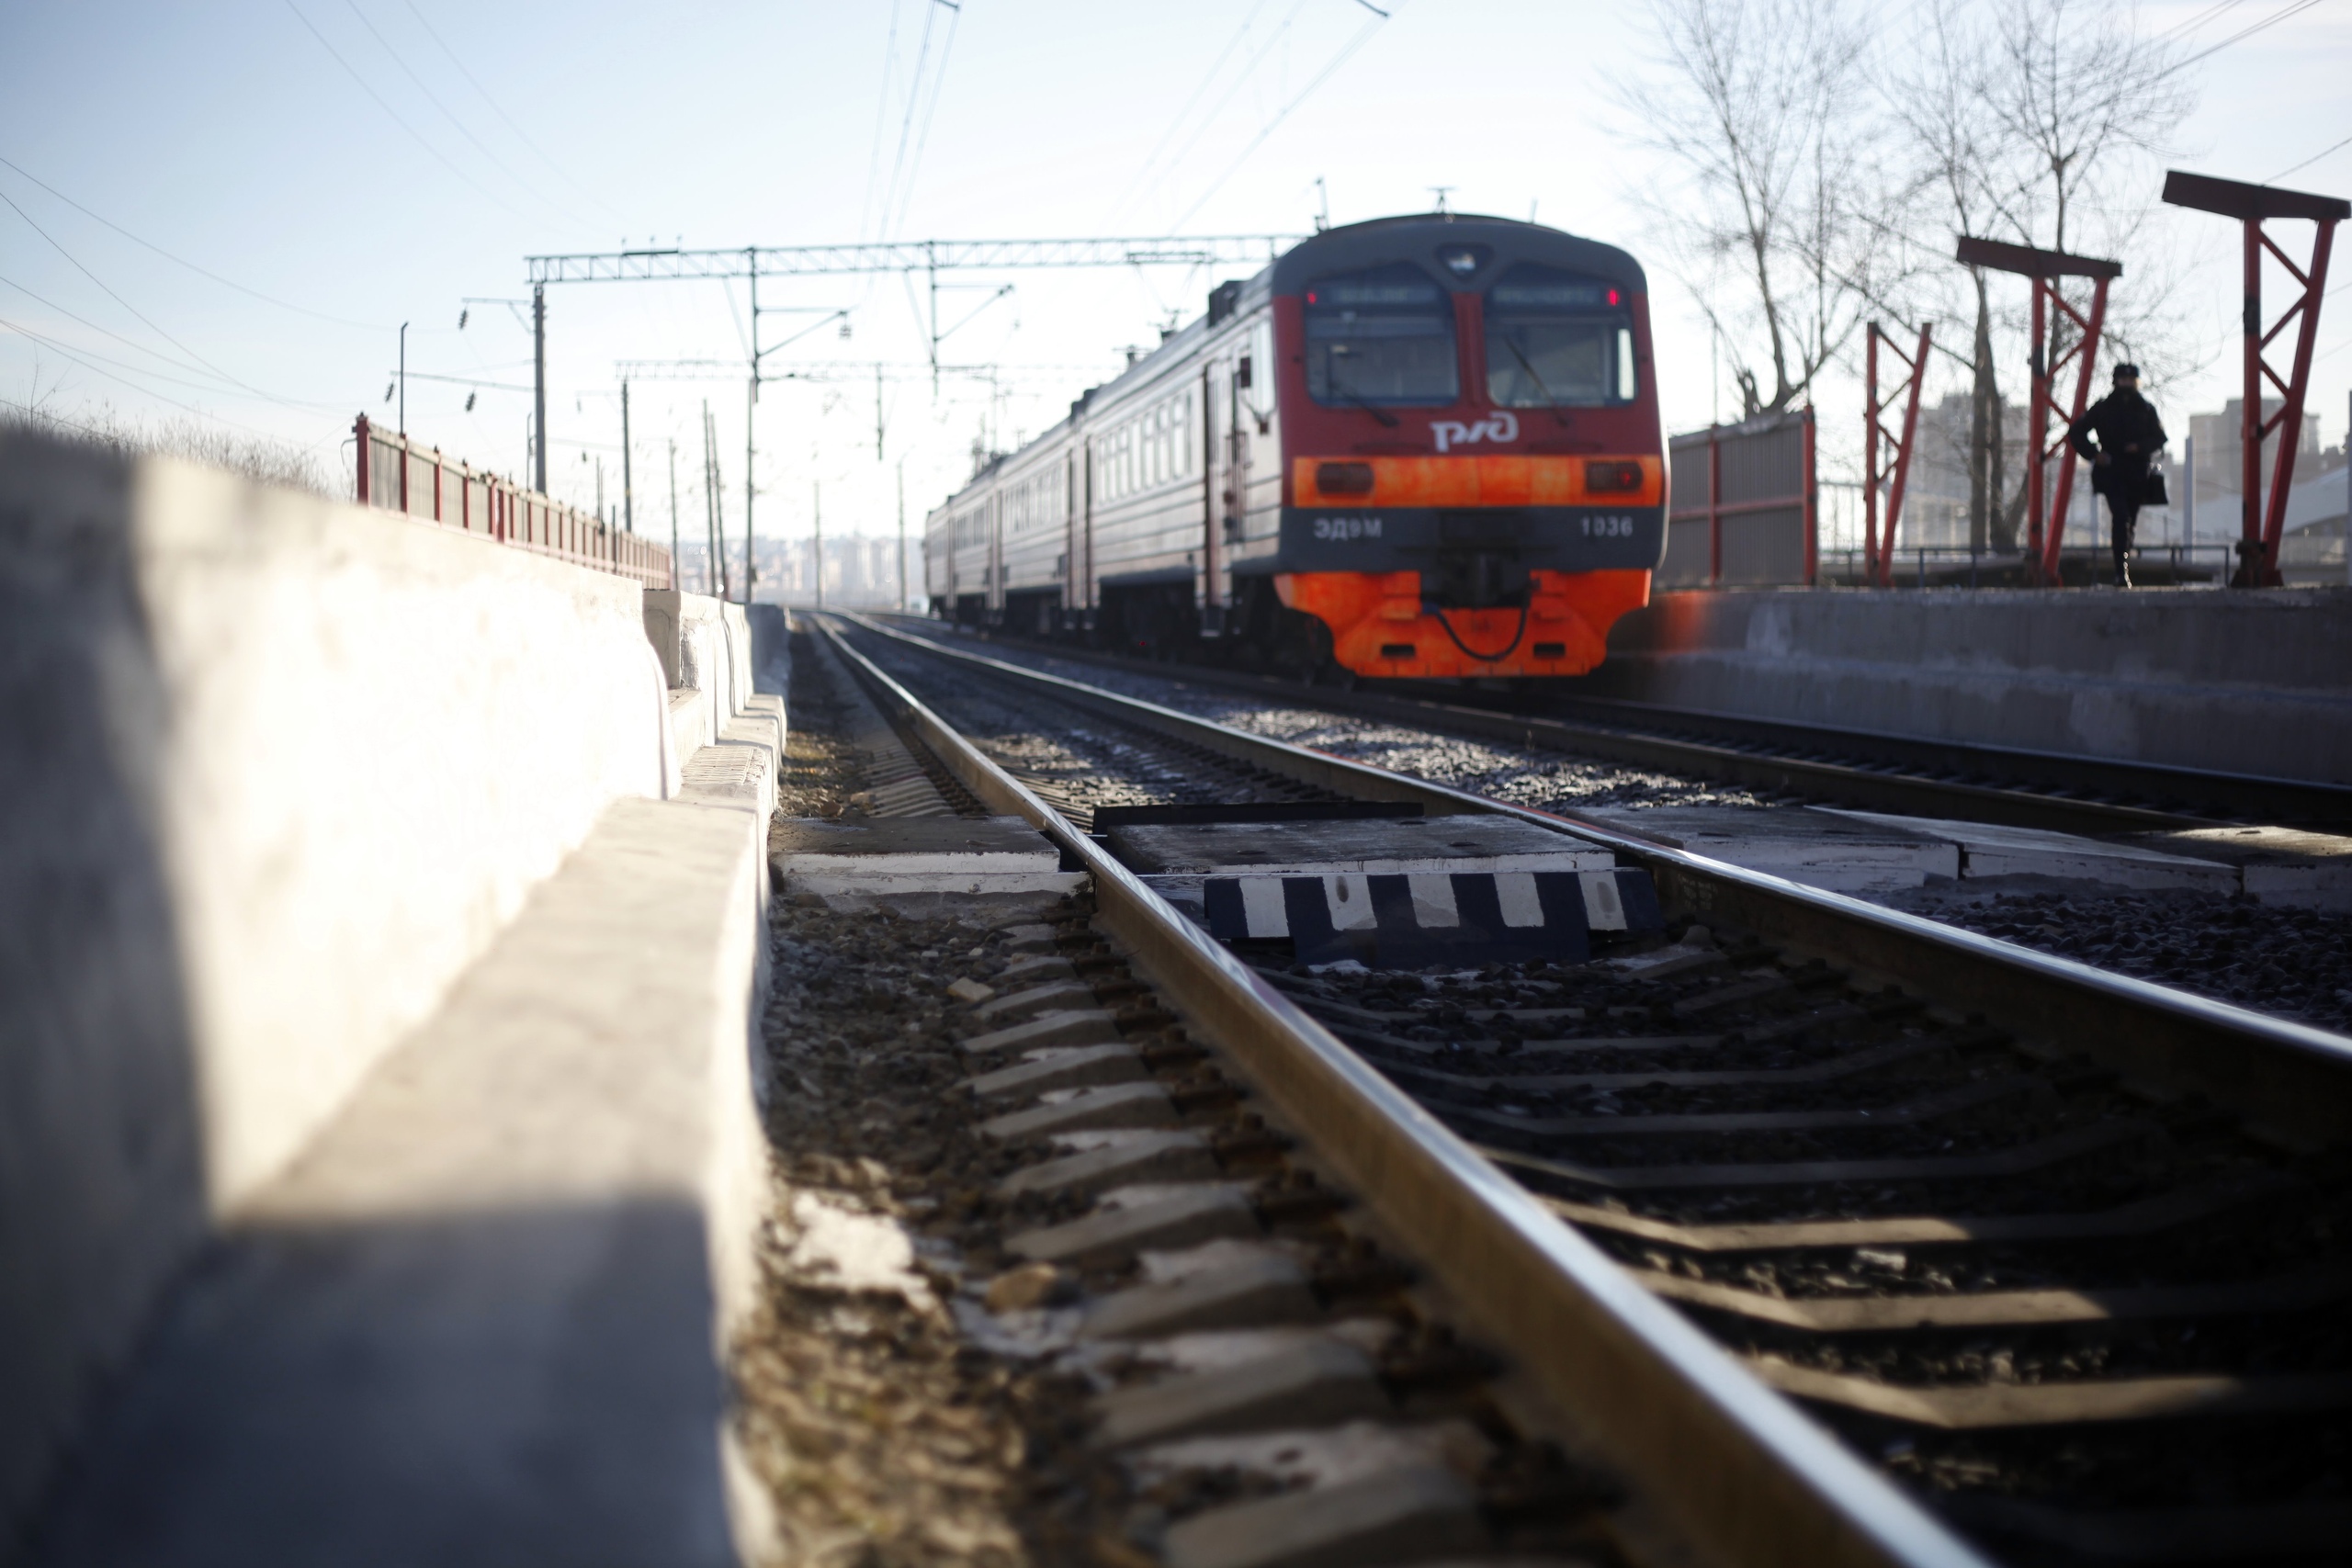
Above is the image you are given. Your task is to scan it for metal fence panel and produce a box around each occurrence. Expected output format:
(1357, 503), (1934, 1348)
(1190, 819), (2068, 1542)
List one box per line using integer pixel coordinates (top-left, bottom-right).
(1665, 409), (1816, 587)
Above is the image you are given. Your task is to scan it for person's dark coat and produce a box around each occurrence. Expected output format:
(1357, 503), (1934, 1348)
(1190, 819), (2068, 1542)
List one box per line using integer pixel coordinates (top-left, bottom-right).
(2068, 389), (2167, 497)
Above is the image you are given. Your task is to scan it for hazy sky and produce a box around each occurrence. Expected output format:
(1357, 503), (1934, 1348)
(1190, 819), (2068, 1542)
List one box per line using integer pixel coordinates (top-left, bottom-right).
(4, 0), (2348, 547)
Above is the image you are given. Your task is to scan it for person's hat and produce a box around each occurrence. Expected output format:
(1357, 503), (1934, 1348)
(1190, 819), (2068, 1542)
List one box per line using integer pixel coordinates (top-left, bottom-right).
(2113, 363), (2142, 380)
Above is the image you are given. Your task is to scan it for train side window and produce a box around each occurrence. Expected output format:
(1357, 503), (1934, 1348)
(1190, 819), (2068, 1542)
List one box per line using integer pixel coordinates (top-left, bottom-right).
(1484, 264), (1636, 409)
(1302, 264), (1458, 409)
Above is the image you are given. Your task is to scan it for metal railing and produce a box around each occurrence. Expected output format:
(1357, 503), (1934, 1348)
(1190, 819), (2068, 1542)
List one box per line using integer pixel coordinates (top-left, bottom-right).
(1815, 542), (2239, 588)
(353, 415), (672, 589)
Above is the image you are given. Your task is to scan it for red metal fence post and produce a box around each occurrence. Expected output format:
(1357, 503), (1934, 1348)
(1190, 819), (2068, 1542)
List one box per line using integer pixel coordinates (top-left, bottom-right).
(1802, 406), (1817, 585)
(1707, 427), (1722, 586)
(1864, 328), (1882, 584)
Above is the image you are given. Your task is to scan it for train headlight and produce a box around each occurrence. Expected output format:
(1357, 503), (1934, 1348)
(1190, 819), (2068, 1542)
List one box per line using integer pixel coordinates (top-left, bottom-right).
(1317, 462), (1376, 497)
(1585, 460), (1645, 494)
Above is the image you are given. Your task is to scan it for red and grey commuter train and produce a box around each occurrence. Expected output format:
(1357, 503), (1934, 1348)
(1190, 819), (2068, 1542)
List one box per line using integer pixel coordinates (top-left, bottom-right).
(923, 214), (1666, 679)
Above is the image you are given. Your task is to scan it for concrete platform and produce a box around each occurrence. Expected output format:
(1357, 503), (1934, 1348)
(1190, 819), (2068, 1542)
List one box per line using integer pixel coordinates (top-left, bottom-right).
(1576, 807), (1961, 893)
(1571, 587), (2352, 784)
(2120, 825), (2352, 909)
(2, 428), (785, 1562)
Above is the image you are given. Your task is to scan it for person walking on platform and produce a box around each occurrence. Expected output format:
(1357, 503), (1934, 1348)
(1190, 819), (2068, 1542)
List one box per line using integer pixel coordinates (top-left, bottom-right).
(2068, 363), (2168, 587)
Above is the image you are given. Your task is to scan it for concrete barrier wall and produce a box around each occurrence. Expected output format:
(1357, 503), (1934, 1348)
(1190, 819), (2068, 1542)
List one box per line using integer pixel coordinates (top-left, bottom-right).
(646, 592), (756, 773)
(1577, 587), (2352, 782)
(0, 432), (679, 1541)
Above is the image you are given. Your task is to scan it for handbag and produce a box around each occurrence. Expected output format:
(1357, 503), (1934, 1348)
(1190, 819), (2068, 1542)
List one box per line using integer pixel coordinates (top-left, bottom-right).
(2141, 468), (2170, 506)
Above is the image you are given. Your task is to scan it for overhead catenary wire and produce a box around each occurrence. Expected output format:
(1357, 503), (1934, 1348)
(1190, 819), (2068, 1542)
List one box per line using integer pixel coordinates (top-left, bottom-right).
(282, 0), (532, 221)
(0, 154), (389, 331)
(2273, 130), (2352, 183)
(1170, 0), (1404, 231)
(0, 270), (345, 412)
(883, 0), (964, 243)
(337, 0), (593, 229)
(2165, 0), (2324, 73)
(0, 314), (325, 444)
(0, 189), (337, 415)
(395, 0), (631, 227)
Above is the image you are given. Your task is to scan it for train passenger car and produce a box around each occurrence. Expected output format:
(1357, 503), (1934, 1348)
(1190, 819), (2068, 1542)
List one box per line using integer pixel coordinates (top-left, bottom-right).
(923, 213), (1666, 679)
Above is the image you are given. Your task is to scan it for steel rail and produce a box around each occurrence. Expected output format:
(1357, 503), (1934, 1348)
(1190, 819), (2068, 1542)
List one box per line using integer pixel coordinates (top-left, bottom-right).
(841, 611), (2352, 1147)
(813, 615), (1989, 1568)
(873, 615), (2352, 831)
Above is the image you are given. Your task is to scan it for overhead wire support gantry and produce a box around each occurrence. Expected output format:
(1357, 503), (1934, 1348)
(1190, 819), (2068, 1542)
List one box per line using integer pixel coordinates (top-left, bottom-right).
(2162, 171), (2349, 588)
(522, 231), (1300, 606)
(1955, 235), (2121, 586)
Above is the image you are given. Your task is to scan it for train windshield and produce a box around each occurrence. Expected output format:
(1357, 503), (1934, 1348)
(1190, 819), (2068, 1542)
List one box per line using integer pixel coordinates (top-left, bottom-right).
(1484, 265), (1636, 408)
(1302, 265), (1459, 410)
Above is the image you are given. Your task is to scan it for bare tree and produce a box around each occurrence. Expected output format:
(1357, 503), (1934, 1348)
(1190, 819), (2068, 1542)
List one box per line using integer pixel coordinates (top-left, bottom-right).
(1883, 0), (2015, 548)
(1623, 0), (1895, 418)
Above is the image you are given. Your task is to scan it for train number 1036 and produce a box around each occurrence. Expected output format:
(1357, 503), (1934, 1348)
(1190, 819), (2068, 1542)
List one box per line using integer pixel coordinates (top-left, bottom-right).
(1579, 513), (1637, 537)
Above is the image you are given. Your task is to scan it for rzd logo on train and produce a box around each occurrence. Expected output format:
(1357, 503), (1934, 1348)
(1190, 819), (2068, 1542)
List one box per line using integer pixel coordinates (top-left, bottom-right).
(1430, 411), (1519, 453)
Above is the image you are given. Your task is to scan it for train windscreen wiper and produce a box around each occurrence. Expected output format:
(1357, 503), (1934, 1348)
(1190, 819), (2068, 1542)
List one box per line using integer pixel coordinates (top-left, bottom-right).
(1327, 371), (1400, 427)
(1501, 336), (1573, 425)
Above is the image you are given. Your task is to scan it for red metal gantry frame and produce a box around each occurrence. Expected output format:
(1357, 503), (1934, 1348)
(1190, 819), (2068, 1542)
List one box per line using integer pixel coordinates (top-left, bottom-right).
(353, 414), (673, 590)
(1863, 321), (1932, 588)
(1955, 236), (2120, 586)
(2163, 171), (2350, 588)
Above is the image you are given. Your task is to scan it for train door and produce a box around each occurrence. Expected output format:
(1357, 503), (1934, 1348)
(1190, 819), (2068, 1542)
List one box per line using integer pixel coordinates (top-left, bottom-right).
(987, 492), (1003, 621)
(1201, 364), (1223, 635)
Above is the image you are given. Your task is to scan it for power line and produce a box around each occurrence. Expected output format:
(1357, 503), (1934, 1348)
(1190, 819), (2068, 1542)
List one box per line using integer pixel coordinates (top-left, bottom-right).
(2274, 130), (2352, 183)
(0, 314), (322, 442)
(876, 0), (944, 243)
(1171, 1), (1403, 231)
(2168, 0), (2324, 73)
(282, 0), (529, 221)
(859, 0), (907, 244)
(0, 269), (341, 409)
(0, 198), (341, 413)
(885, 0), (963, 242)
(2157, 0), (2251, 42)
(339, 0), (585, 227)
(0, 154), (388, 330)
(1115, 0), (1281, 225)
(396, 0), (630, 226)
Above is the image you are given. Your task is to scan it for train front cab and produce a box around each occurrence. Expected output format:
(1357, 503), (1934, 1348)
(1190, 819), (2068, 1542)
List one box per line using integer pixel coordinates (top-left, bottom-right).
(1260, 217), (1666, 681)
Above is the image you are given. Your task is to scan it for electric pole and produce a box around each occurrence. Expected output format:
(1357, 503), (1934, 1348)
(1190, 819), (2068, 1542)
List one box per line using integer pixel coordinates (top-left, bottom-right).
(620, 380), (634, 533)
(743, 375), (755, 607)
(703, 402), (728, 600)
(667, 437), (680, 583)
(813, 480), (823, 610)
(531, 285), (547, 493)
(897, 458), (907, 611)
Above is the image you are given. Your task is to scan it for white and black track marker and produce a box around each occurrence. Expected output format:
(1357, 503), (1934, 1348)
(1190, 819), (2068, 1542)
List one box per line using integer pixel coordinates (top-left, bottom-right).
(1203, 869), (1662, 968)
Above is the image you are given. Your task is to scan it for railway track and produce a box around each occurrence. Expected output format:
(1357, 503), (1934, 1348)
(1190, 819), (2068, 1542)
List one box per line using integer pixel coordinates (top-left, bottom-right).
(870, 614), (2352, 835)
(808, 611), (2352, 1567)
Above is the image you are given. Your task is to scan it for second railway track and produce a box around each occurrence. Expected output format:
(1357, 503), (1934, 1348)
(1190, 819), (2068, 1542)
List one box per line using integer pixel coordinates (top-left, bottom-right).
(871, 614), (2352, 835)
(810, 610), (2352, 1568)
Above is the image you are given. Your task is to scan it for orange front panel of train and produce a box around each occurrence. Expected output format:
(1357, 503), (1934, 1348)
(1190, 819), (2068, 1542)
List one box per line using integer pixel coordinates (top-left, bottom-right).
(1277, 568), (1652, 679)
(1291, 455), (1663, 509)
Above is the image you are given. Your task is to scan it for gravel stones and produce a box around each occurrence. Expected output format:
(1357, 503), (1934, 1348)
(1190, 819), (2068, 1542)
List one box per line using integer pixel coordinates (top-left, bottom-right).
(1888, 883), (2352, 1037)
